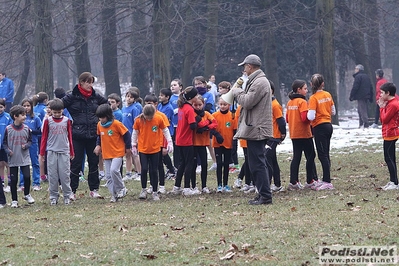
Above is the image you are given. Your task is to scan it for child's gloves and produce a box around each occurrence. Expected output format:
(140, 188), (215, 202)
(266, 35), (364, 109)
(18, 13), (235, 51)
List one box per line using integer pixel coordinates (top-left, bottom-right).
(212, 130), (224, 144)
(196, 126), (209, 134)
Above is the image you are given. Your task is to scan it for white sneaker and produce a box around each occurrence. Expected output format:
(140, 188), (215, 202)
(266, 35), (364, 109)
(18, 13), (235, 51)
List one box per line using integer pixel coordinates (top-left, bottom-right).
(270, 184), (285, 193)
(196, 165), (202, 174)
(117, 187), (128, 198)
(69, 193), (77, 201)
(99, 171), (105, 180)
(152, 192), (160, 201)
(132, 173), (141, 181)
(202, 187), (211, 194)
(122, 173), (133, 182)
(244, 185), (256, 194)
(24, 194), (35, 204)
(139, 188), (147, 199)
(110, 196), (117, 203)
(3, 185), (10, 193)
(50, 198), (57, 205)
(11, 201), (18, 208)
(147, 186), (153, 194)
(240, 184), (251, 192)
(33, 185), (42, 191)
(182, 188), (195, 196)
(233, 178), (242, 188)
(158, 186), (166, 194)
(64, 198), (70, 205)
(192, 187), (202, 195)
(370, 123), (379, 129)
(0, 204), (5, 208)
(89, 190), (101, 198)
(208, 163), (217, 171)
(170, 186), (182, 195)
(382, 181), (398, 191)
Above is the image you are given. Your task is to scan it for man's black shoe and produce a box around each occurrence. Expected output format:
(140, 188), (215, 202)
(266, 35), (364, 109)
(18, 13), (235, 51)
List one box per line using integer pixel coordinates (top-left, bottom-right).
(248, 196), (272, 205)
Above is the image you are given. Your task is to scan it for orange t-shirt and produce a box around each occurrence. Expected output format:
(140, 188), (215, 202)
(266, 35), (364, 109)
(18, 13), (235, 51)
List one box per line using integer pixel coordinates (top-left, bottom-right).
(97, 120), (128, 159)
(133, 113), (167, 154)
(272, 98), (283, 139)
(193, 112), (216, 146)
(212, 110), (237, 149)
(308, 90), (334, 127)
(286, 97), (312, 139)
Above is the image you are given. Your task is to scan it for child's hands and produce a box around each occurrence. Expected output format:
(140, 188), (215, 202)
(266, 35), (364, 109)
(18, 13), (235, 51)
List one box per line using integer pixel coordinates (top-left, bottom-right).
(70, 155), (75, 160)
(132, 146), (138, 156)
(125, 148), (132, 157)
(167, 142), (173, 154)
(162, 147), (168, 156)
(21, 144), (26, 150)
(8, 150), (13, 156)
(377, 97), (386, 108)
(39, 155), (45, 163)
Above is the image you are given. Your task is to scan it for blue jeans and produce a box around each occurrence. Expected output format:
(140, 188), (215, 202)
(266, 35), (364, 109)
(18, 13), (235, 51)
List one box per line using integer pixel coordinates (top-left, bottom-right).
(19, 142), (40, 187)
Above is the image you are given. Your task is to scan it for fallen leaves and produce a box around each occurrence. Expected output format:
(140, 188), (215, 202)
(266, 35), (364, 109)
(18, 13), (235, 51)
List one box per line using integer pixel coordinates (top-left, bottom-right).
(80, 253), (94, 259)
(170, 226), (185, 231)
(118, 224), (128, 232)
(219, 243), (258, 261)
(142, 254), (157, 260)
(6, 244), (15, 248)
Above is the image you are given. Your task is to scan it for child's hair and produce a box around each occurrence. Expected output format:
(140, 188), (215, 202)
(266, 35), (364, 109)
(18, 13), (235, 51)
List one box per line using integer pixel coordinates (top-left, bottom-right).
(54, 87), (66, 99)
(310, 74), (324, 94)
(380, 82), (396, 96)
(160, 88), (172, 99)
(33, 92), (49, 106)
(49, 98), (64, 111)
(172, 79), (183, 92)
(0, 98), (6, 108)
(375, 69), (384, 78)
(130, 86), (144, 106)
(218, 81), (231, 91)
(193, 76), (210, 89)
(138, 104), (156, 122)
(269, 80), (275, 94)
(291, 80), (306, 93)
(108, 93), (121, 103)
(79, 72), (95, 84)
(196, 95), (205, 104)
(96, 103), (114, 121)
(9, 105), (26, 120)
(21, 98), (34, 118)
(144, 94), (158, 104)
(177, 86), (198, 108)
(125, 89), (139, 100)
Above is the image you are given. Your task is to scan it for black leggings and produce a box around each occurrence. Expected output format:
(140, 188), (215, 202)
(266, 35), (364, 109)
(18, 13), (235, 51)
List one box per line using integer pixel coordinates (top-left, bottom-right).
(215, 147), (231, 187)
(313, 123), (333, 183)
(384, 139), (398, 184)
(192, 146), (208, 189)
(238, 147), (252, 185)
(266, 140), (281, 187)
(174, 146), (194, 188)
(10, 165), (30, 201)
(140, 152), (159, 191)
(290, 138), (317, 184)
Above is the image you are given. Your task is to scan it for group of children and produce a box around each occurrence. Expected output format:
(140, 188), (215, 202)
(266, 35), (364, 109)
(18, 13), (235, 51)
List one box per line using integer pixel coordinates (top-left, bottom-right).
(1, 72), (397, 207)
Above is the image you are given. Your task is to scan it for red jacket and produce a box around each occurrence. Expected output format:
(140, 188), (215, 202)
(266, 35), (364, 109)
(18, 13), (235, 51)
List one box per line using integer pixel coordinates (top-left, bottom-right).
(380, 98), (399, 140)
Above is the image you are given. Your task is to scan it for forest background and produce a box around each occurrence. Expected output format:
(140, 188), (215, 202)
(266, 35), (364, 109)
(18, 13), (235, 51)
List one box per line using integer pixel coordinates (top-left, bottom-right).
(1, 0), (399, 125)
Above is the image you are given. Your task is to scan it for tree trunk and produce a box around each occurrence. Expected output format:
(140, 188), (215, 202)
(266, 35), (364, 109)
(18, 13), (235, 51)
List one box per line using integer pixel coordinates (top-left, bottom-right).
(152, 0), (171, 94)
(73, 0), (91, 75)
(55, 56), (70, 93)
(316, 0), (338, 124)
(102, 0), (120, 97)
(181, 0), (195, 88)
(14, 0), (31, 105)
(34, 0), (53, 95)
(263, 29), (281, 103)
(204, 0), (218, 78)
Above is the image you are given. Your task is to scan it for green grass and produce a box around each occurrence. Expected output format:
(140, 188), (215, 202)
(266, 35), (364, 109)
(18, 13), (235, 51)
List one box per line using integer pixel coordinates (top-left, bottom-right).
(1, 143), (399, 265)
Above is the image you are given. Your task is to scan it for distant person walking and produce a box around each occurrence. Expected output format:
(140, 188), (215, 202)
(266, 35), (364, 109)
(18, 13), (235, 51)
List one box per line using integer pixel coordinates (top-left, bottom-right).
(371, 69), (388, 128)
(349, 64), (373, 129)
(0, 72), (14, 112)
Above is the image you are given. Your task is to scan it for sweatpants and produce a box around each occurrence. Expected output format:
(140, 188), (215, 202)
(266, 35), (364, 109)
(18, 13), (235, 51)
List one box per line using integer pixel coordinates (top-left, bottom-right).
(290, 138), (317, 184)
(192, 146), (208, 189)
(47, 151), (72, 201)
(20, 142), (40, 187)
(247, 140), (271, 200)
(104, 157), (125, 196)
(174, 145), (194, 189)
(10, 165), (30, 201)
(357, 99), (369, 128)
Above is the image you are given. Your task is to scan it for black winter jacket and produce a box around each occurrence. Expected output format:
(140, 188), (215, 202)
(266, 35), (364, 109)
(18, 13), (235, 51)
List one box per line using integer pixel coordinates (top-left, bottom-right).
(350, 70), (373, 102)
(62, 85), (107, 140)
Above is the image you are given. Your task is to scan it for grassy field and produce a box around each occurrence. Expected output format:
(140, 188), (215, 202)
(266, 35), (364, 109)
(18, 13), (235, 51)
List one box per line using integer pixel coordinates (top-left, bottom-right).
(1, 143), (398, 265)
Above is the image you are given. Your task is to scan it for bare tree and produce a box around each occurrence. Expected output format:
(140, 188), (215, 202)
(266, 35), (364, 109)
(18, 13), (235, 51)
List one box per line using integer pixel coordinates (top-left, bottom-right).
(204, 0), (218, 78)
(73, 0), (91, 74)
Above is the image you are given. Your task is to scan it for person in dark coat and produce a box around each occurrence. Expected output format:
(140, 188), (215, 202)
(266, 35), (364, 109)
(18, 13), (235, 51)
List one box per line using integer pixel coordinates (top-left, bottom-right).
(349, 64), (374, 128)
(62, 72), (107, 200)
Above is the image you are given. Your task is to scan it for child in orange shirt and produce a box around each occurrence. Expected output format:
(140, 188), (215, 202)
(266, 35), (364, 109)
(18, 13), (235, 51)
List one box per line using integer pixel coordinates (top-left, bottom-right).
(286, 80), (318, 190)
(192, 95), (218, 194)
(94, 104), (131, 202)
(213, 98), (237, 192)
(132, 104), (173, 201)
(307, 74), (336, 190)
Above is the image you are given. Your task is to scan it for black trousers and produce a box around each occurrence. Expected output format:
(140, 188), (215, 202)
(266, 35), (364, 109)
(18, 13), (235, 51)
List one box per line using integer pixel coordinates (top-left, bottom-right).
(140, 152), (159, 191)
(290, 138), (317, 184)
(174, 145), (194, 188)
(266, 140), (281, 187)
(313, 123), (333, 183)
(70, 138), (99, 193)
(192, 146), (208, 188)
(247, 140), (271, 200)
(215, 146), (231, 187)
(384, 139), (398, 184)
(238, 147), (252, 185)
(10, 165), (30, 201)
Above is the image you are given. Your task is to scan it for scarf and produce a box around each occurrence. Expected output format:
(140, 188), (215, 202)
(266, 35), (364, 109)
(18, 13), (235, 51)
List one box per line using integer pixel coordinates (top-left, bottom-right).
(197, 86), (207, 95)
(78, 84), (93, 99)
